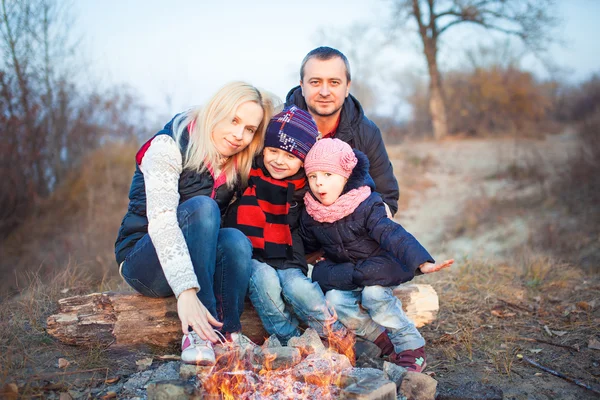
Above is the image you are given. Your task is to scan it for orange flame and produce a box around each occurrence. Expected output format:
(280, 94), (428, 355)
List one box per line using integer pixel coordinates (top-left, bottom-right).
(202, 313), (356, 398)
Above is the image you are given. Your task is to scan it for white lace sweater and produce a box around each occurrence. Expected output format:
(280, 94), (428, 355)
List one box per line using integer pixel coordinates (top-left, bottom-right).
(139, 135), (200, 298)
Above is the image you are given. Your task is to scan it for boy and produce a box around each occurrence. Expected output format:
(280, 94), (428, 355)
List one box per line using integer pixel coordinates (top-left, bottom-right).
(231, 106), (350, 347)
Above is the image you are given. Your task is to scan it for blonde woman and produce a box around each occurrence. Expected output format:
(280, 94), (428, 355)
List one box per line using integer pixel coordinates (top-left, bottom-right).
(115, 82), (278, 365)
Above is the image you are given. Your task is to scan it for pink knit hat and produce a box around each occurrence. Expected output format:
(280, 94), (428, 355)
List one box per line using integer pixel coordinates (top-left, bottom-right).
(304, 138), (358, 179)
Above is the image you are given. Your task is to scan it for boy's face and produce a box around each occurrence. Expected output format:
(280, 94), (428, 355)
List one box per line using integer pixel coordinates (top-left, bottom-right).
(307, 171), (347, 206)
(263, 147), (304, 179)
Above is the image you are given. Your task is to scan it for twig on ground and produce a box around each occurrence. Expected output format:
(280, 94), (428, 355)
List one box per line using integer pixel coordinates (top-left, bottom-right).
(507, 336), (579, 352)
(522, 357), (600, 395)
(26, 367), (109, 381)
(497, 298), (531, 313)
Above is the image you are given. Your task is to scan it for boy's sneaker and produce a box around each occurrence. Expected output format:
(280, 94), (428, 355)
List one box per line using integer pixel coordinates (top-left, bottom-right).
(226, 332), (258, 358)
(389, 346), (427, 373)
(373, 331), (394, 357)
(181, 332), (216, 365)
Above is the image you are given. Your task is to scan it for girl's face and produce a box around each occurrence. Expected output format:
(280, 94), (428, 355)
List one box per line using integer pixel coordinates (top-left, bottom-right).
(212, 101), (263, 157)
(307, 171), (347, 206)
(263, 147), (304, 179)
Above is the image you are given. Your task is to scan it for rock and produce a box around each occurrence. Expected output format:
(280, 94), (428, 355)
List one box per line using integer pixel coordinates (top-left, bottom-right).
(340, 368), (387, 388)
(146, 380), (199, 400)
(293, 351), (353, 384)
(435, 381), (503, 400)
(258, 346), (302, 370)
(59, 393), (72, 400)
(122, 370), (153, 394)
(179, 364), (203, 380)
(288, 328), (326, 355)
(398, 372), (437, 400)
(341, 380), (397, 400)
(355, 337), (382, 359)
(151, 362), (181, 381)
(261, 334), (282, 349)
(356, 353), (385, 369)
(383, 361), (407, 388)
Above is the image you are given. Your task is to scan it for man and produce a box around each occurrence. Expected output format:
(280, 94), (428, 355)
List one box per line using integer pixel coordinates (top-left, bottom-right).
(285, 46), (399, 216)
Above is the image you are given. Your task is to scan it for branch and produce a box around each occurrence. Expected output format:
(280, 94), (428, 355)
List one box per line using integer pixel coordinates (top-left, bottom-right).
(522, 357), (600, 395)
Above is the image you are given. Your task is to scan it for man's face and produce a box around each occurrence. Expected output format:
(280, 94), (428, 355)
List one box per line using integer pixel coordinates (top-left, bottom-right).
(300, 57), (351, 119)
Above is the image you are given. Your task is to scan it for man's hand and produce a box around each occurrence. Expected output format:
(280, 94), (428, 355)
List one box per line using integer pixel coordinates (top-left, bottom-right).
(419, 259), (454, 274)
(177, 289), (223, 342)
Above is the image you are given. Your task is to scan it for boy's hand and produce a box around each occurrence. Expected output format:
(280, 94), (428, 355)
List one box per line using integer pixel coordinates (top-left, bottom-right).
(419, 259), (454, 274)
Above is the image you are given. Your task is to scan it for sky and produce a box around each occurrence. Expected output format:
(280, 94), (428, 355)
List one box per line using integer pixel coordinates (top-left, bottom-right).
(74, 0), (600, 118)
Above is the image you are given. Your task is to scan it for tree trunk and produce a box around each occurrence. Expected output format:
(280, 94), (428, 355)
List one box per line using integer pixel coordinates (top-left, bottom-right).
(424, 40), (449, 140)
(46, 284), (439, 348)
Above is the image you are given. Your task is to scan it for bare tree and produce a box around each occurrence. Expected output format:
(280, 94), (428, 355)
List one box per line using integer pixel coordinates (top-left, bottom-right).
(0, 0), (147, 237)
(391, 0), (559, 139)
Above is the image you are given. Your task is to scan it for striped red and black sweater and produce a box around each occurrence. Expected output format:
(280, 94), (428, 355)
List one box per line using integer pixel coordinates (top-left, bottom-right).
(226, 156), (309, 275)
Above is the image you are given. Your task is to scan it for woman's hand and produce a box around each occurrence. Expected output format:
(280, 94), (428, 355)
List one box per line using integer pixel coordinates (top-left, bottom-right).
(419, 259), (454, 274)
(177, 289), (223, 342)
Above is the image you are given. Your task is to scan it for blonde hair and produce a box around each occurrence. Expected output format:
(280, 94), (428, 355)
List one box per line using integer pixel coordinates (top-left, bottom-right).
(172, 82), (281, 188)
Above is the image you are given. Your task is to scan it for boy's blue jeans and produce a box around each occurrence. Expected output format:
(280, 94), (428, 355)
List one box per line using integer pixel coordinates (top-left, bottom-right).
(120, 196), (253, 333)
(326, 285), (425, 353)
(248, 260), (347, 343)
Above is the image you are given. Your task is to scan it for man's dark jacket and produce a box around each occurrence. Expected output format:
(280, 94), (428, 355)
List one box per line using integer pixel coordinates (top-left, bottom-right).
(300, 150), (433, 292)
(286, 86), (399, 215)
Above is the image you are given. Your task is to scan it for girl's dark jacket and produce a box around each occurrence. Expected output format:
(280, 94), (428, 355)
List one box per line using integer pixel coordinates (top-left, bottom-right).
(286, 86), (399, 216)
(114, 116), (236, 266)
(224, 156), (309, 275)
(299, 150), (434, 292)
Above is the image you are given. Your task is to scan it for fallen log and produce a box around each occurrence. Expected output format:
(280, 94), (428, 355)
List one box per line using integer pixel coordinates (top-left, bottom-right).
(46, 284), (439, 347)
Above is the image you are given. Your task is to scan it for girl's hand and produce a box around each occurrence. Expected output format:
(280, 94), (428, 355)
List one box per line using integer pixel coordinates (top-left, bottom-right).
(419, 259), (454, 274)
(177, 289), (223, 342)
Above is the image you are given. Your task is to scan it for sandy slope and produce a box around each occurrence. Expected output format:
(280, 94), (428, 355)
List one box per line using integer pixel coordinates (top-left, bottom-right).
(389, 132), (578, 262)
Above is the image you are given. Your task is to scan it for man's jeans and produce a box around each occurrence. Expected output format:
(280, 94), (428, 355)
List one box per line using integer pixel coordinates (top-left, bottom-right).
(249, 260), (347, 343)
(120, 196), (252, 333)
(326, 286), (425, 353)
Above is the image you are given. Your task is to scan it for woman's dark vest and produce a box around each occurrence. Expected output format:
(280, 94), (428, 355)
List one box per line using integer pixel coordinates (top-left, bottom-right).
(114, 116), (236, 265)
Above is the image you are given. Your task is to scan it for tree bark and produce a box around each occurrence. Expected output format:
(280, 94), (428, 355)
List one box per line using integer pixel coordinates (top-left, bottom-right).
(424, 41), (449, 140)
(46, 284), (439, 348)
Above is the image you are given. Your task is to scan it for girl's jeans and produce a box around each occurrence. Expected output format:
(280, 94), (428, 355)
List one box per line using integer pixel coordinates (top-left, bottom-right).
(249, 260), (347, 343)
(120, 196), (252, 333)
(326, 285), (425, 353)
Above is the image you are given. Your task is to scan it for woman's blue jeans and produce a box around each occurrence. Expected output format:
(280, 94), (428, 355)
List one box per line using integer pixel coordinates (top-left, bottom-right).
(120, 196), (252, 333)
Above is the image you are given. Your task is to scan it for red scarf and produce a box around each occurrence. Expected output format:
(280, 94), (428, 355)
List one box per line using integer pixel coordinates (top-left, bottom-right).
(237, 165), (305, 260)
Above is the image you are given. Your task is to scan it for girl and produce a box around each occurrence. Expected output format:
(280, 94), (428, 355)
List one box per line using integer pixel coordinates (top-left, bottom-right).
(115, 82), (277, 365)
(300, 138), (453, 372)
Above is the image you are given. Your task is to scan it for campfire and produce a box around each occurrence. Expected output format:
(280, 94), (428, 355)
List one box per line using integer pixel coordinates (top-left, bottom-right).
(196, 327), (397, 399)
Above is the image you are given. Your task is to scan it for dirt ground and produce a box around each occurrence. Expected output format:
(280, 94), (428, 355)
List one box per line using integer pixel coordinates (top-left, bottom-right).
(389, 133), (600, 399)
(1, 134), (599, 399)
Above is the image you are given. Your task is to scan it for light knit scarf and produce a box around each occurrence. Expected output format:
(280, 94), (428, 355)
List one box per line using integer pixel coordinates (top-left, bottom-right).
(304, 186), (372, 223)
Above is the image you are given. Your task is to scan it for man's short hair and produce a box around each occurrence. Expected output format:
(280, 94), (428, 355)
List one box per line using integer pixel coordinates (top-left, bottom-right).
(300, 46), (351, 83)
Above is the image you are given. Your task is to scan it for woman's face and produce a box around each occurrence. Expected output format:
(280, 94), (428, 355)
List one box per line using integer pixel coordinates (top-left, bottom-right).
(212, 101), (264, 157)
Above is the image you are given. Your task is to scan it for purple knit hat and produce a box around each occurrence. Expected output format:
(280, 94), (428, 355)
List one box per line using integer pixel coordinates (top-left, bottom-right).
(304, 138), (358, 179)
(264, 105), (319, 162)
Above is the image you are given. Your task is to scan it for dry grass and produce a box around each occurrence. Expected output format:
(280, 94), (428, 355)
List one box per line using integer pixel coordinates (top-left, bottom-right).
(0, 141), (137, 298)
(419, 252), (599, 395)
